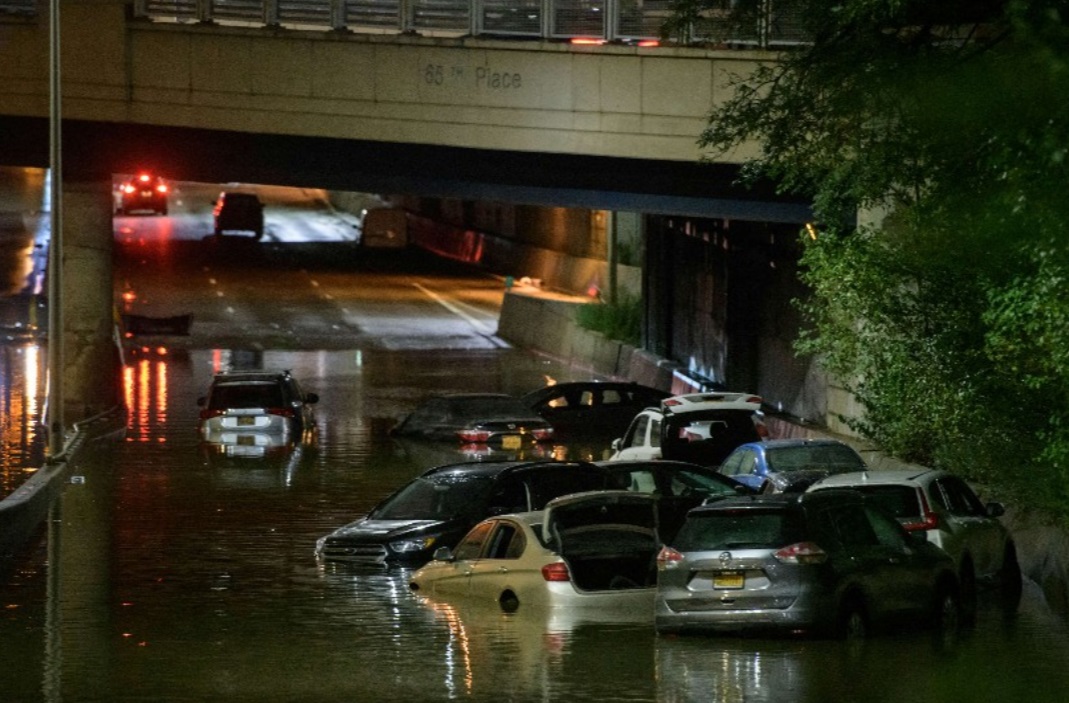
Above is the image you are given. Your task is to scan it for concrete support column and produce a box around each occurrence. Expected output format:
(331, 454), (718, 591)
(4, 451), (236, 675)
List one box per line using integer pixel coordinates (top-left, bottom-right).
(60, 179), (119, 422)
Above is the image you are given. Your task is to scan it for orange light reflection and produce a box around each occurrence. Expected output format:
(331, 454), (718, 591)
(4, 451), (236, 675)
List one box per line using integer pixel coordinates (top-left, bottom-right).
(122, 357), (170, 442)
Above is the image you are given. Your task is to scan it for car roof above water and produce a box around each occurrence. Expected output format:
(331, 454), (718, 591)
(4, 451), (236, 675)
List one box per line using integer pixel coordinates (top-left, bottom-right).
(686, 488), (866, 515)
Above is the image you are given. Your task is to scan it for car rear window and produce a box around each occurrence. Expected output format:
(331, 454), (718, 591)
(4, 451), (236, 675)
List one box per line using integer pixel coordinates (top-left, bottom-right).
(843, 485), (921, 519)
(672, 508), (805, 551)
(209, 383), (284, 410)
(765, 444), (865, 473)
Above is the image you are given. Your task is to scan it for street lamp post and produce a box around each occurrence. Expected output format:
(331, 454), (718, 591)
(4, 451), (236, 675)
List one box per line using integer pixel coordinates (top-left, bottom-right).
(47, 0), (65, 458)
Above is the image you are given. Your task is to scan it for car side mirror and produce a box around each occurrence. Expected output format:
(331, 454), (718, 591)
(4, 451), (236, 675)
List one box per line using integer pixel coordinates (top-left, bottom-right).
(432, 546), (454, 562)
(611, 438), (621, 451)
(986, 502), (1005, 518)
(305, 392), (319, 404)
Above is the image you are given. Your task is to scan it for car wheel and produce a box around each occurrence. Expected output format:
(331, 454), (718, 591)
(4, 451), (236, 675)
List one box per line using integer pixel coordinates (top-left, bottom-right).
(931, 579), (962, 651)
(837, 596), (868, 640)
(958, 559), (977, 625)
(934, 579), (961, 633)
(999, 542), (1023, 613)
(499, 591), (519, 613)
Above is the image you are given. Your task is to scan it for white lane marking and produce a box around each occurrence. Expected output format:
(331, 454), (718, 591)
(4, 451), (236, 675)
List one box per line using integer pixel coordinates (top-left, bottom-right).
(412, 282), (496, 334)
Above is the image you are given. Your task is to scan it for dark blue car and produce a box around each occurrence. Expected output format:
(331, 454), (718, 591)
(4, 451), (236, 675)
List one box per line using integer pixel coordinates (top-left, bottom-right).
(716, 438), (868, 493)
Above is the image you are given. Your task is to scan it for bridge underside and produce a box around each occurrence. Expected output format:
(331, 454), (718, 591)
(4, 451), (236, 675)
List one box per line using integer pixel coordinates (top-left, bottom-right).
(0, 116), (812, 223)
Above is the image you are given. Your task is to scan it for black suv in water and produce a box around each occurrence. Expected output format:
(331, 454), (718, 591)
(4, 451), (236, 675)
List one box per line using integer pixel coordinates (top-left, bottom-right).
(315, 460), (611, 566)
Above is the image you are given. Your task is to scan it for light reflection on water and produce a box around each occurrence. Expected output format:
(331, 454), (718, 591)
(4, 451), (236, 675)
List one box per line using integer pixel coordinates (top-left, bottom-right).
(0, 343), (46, 500)
(2, 348), (1069, 702)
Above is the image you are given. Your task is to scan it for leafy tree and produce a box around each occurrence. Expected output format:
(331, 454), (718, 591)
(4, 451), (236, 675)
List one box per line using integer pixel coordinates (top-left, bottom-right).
(692, 0), (1069, 516)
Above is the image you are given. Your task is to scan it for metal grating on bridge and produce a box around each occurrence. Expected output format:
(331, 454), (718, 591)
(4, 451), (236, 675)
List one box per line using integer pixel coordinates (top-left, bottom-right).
(124, 0), (808, 46)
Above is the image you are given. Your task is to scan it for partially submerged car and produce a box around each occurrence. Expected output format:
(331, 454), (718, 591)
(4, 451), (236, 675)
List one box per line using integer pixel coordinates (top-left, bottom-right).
(654, 490), (962, 638)
(521, 381), (669, 441)
(314, 460), (610, 567)
(717, 438), (868, 493)
(608, 392), (766, 467)
(807, 469), (1021, 615)
(197, 370), (319, 445)
(392, 393), (555, 449)
(409, 491), (660, 616)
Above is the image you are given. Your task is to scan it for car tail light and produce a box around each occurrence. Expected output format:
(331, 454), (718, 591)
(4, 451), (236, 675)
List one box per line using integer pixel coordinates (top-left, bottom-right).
(137, 173), (152, 183)
(901, 489), (940, 531)
(774, 541), (828, 565)
(156, 183), (169, 194)
(199, 409), (225, 420)
(541, 562), (571, 582)
(656, 546), (684, 570)
(121, 184), (136, 194)
(457, 429), (491, 443)
(530, 427), (554, 442)
(267, 407), (295, 418)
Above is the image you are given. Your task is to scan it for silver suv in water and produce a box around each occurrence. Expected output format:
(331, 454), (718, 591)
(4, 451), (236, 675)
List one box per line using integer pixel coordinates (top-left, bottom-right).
(807, 469), (1021, 617)
(654, 490), (961, 638)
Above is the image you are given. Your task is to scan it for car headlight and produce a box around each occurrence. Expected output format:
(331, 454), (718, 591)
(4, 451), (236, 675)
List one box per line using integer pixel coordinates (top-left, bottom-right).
(390, 536), (437, 553)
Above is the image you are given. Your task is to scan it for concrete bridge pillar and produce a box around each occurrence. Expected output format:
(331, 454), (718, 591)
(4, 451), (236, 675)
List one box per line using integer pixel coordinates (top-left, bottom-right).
(60, 179), (121, 421)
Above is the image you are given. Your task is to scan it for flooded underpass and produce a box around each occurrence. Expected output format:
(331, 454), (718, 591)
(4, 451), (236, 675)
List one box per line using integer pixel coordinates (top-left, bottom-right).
(2, 346), (1069, 703)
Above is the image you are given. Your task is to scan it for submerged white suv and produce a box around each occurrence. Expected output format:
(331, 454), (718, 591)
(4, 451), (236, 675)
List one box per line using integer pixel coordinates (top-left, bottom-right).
(807, 469), (1021, 617)
(608, 392), (767, 467)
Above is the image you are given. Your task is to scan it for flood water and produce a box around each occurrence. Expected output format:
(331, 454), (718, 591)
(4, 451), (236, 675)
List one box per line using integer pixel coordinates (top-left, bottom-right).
(2, 346), (1069, 703)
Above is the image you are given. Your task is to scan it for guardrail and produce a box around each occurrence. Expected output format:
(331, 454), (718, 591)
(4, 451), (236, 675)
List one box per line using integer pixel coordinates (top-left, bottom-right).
(0, 406), (127, 557)
(0, 0), (806, 48)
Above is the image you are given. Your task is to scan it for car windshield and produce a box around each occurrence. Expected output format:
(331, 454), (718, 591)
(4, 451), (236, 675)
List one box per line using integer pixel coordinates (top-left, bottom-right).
(370, 475), (494, 520)
(766, 444), (865, 473)
(209, 383), (284, 410)
(673, 508), (805, 551)
(669, 469), (740, 497)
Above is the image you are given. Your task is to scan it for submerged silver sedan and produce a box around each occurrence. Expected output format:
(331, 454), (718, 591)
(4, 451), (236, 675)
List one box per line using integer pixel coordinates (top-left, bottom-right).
(408, 491), (660, 618)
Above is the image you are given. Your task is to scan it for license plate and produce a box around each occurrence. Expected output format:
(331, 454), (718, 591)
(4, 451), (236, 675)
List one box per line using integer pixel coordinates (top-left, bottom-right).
(502, 435), (522, 450)
(237, 435), (255, 446)
(237, 416), (255, 426)
(713, 571), (744, 589)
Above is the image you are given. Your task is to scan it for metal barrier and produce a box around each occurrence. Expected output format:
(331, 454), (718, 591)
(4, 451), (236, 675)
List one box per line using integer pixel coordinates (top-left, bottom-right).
(88, 0), (806, 47)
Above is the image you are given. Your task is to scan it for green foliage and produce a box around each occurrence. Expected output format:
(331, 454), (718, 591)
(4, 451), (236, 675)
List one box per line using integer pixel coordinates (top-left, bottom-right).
(700, 0), (1069, 518)
(575, 293), (642, 347)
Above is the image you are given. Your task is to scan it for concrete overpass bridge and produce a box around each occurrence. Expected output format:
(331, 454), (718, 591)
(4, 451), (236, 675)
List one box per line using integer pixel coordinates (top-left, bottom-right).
(0, 1), (816, 424)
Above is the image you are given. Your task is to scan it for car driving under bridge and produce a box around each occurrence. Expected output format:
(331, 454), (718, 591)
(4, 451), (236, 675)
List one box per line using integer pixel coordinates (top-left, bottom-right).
(0, 0), (811, 422)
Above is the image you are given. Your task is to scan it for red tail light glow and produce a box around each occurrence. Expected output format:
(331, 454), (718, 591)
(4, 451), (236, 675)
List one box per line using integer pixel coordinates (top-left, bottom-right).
(901, 489), (940, 531)
(541, 562), (571, 582)
(774, 541), (828, 565)
(531, 428), (554, 442)
(656, 546), (684, 570)
(457, 429), (491, 443)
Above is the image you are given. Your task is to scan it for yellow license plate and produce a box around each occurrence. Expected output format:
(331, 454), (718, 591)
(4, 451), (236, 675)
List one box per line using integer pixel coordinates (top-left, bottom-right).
(237, 435), (256, 446)
(502, 435), (522, 449)
(713, 571), (744, 589)
(238, 416), (255, 426)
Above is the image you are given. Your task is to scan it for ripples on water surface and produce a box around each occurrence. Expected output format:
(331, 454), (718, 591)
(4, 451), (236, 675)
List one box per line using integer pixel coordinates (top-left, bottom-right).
(2, 348), (1069, 702)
